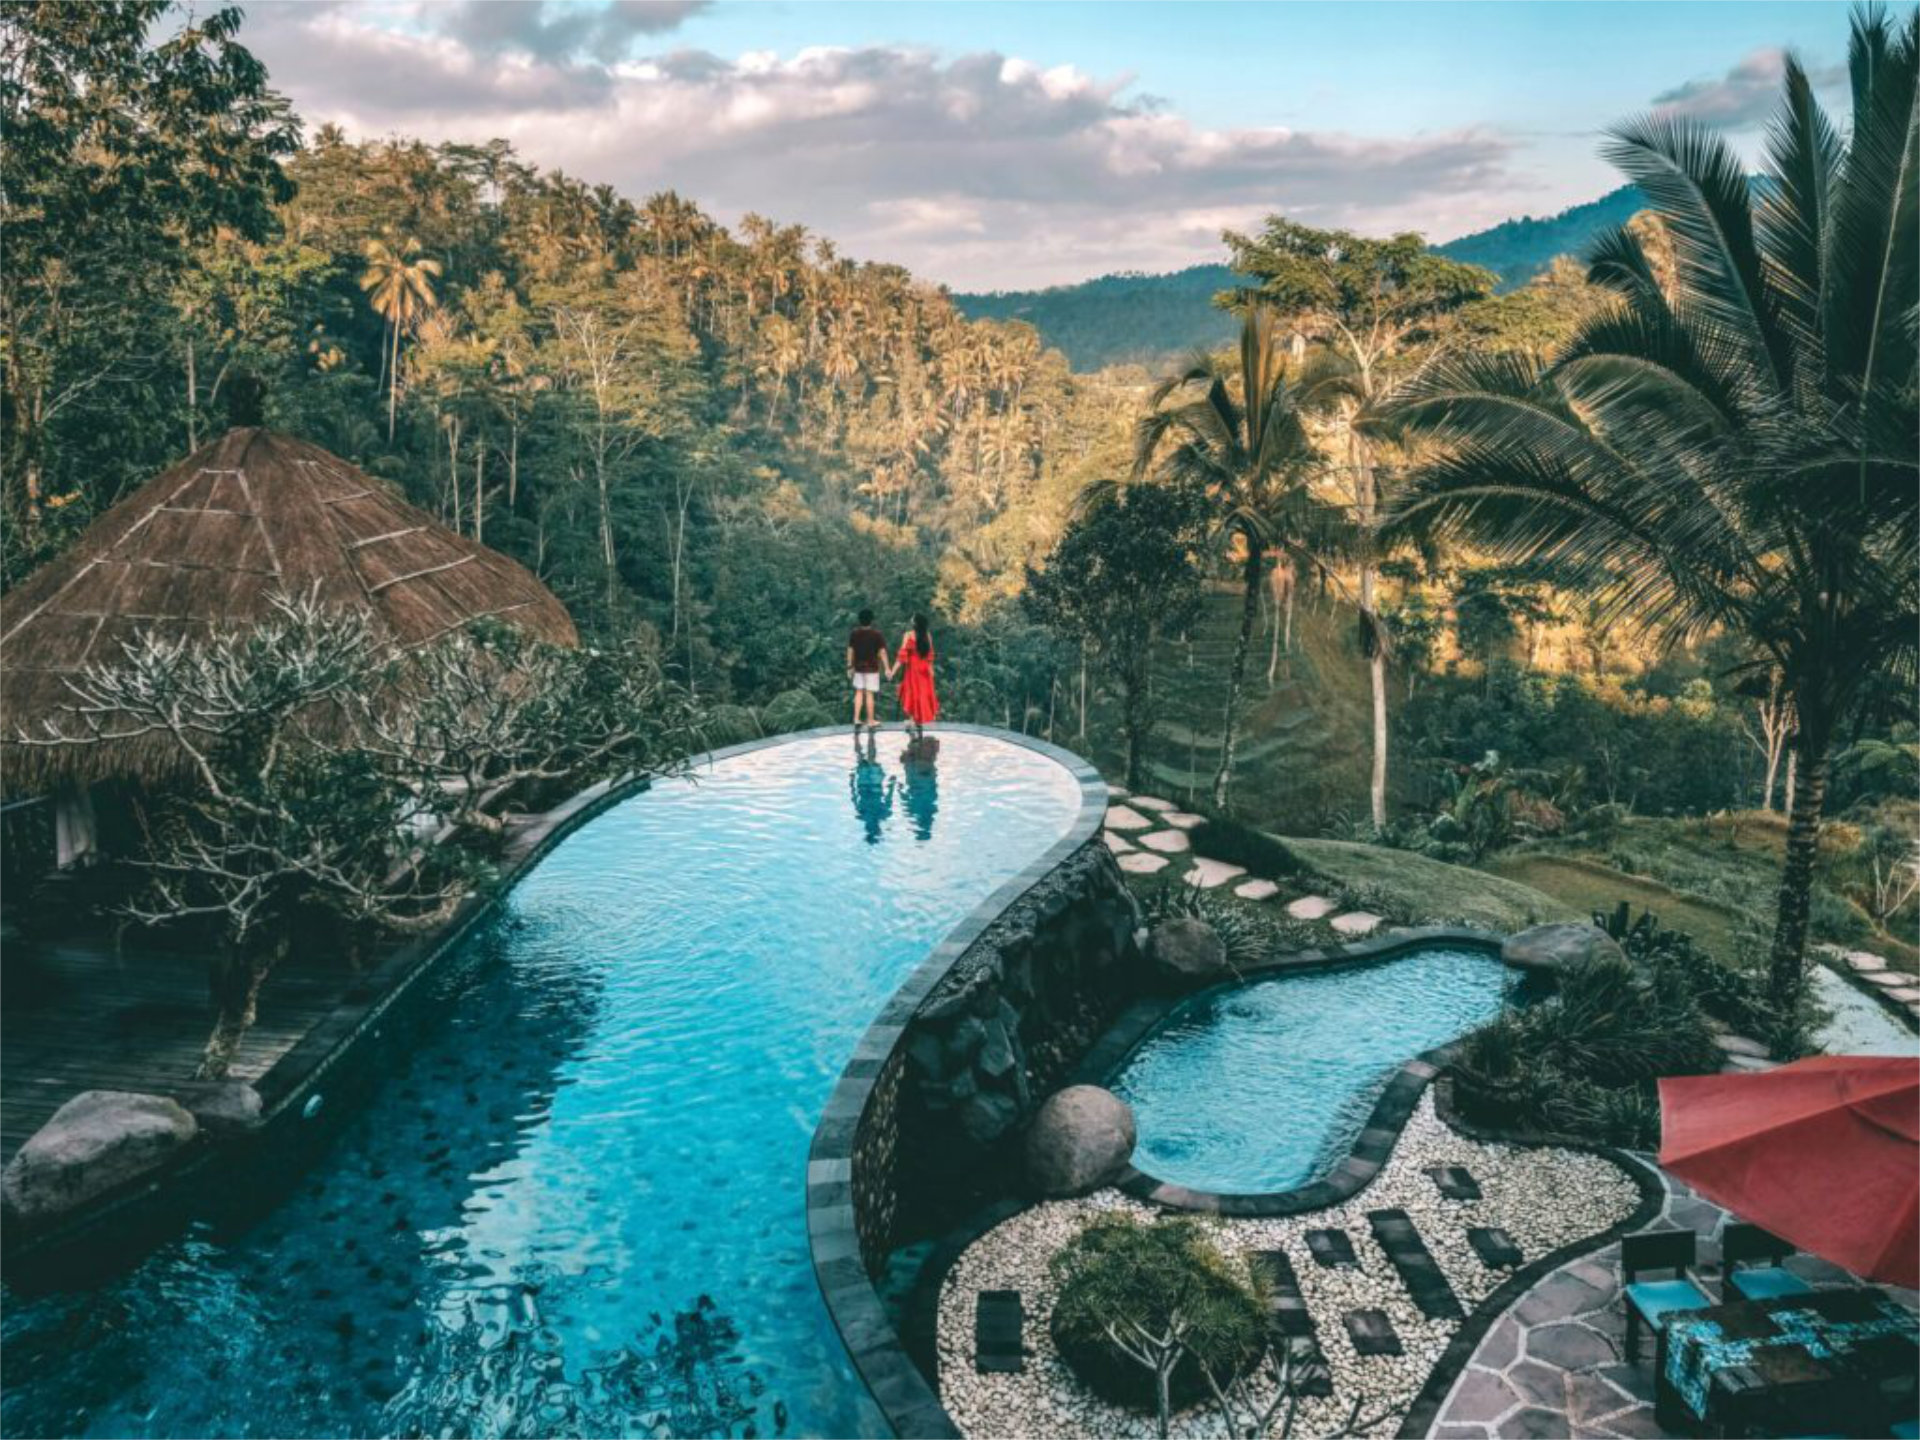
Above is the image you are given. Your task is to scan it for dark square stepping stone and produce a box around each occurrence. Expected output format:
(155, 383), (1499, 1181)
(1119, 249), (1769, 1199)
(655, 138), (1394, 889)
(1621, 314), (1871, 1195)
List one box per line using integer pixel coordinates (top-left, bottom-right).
(1344, 1308), (1403, 1357)
(1368, 1209), (1464, 1320)
(1248, 1250), (1316, 1339)
(975, 1290), (1025, 1373)
(1280, 1335), (1334, 1396)
(1427, 1164), (1483, 1201)
(1305, 1228), (1358, 1268)
(1469, 1226), (1524, 1269)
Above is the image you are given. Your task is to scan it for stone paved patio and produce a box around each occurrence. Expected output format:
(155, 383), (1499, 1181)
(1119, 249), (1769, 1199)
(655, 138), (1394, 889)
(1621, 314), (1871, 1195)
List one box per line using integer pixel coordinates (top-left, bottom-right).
(1428, 1164), (1920, 1439)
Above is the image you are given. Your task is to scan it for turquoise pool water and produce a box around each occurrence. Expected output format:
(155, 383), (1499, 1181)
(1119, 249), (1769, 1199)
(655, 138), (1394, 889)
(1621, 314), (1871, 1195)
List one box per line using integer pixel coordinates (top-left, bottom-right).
(1111, 945), (1517, 1195)
(0, 731), (1083, 1440)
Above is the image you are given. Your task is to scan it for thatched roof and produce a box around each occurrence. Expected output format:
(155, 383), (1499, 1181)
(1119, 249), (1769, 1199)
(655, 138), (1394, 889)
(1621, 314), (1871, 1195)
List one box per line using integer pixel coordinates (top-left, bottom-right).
(3, 428), (577, 789)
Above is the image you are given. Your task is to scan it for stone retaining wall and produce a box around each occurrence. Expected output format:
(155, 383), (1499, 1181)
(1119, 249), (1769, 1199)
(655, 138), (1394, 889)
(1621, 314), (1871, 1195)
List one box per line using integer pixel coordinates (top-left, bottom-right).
(880, 841), (1144, 1246)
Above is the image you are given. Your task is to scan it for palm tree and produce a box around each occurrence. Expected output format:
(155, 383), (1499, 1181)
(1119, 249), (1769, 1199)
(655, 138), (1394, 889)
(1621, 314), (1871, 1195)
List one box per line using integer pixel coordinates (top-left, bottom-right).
(1134, 305), (1343, 809)
(359, 236), (443, 440)
(1389, 8), (1918, 1012)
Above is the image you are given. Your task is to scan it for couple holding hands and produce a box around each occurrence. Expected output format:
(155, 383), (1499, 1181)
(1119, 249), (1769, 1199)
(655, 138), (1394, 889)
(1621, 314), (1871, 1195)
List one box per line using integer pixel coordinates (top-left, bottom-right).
(846, 607), (939, 738)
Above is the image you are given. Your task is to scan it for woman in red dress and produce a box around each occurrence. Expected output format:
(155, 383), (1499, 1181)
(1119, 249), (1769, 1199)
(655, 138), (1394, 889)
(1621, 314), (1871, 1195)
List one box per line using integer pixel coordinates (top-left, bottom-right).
(891, 613), (940, 737)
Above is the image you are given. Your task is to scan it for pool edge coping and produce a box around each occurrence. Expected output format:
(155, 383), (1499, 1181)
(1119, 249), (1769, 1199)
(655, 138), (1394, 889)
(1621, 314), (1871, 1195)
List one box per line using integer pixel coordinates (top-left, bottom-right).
(805, 723), (1108, 1440)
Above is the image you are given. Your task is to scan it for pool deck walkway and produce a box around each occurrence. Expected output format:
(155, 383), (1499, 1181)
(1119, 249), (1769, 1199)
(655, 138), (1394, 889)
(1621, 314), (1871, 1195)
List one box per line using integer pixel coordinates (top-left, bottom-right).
(0, 806), (575, 1168)
(0, 924), (352, 1164)
(1426, 1166), (1920, 1439)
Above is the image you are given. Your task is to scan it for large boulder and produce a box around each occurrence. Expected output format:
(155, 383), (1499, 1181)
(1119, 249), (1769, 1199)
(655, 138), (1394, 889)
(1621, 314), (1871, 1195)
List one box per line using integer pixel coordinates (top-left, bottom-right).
(1501, 922), (1625, 975)
(176, 1080), (264, 1135)
(1025, 1085), (1136, 1196)
(2, 1090), (197, 1224)
(1147, 918), (1229, 986)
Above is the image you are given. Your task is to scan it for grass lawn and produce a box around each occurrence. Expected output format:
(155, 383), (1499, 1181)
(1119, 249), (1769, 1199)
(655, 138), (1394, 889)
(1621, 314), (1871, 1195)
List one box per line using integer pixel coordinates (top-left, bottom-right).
(1487, 853), (1748, 961)
(1513, 812), (1917, 974)
(1283, 836), (1575, 933)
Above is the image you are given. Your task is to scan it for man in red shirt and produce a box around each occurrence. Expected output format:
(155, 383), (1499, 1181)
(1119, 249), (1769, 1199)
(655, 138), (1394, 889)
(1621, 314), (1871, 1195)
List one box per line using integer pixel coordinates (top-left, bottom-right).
(847, 607), (890, 731)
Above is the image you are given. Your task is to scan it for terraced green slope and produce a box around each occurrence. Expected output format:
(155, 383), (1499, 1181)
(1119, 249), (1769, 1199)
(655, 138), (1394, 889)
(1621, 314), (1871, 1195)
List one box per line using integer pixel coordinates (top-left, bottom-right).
(1077, 587), (1377, 829)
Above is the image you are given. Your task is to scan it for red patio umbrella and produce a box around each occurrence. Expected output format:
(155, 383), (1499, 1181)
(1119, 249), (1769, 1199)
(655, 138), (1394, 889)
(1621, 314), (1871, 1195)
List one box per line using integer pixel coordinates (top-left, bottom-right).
(1659, 1055), (1919, 1289)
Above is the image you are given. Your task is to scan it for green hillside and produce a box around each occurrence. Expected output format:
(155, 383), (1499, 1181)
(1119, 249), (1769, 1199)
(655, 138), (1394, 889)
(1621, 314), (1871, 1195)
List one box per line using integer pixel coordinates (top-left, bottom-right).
(952, 264), (1237, 372)
(1077, 586), (1378, 830)
(1433, 184), (1645, 289)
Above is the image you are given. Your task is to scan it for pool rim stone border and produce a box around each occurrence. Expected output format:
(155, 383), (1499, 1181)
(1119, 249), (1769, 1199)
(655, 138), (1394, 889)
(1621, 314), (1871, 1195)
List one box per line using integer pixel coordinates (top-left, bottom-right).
(806, 723), (1109, 1440)
(1080, 928), (1507, 1216)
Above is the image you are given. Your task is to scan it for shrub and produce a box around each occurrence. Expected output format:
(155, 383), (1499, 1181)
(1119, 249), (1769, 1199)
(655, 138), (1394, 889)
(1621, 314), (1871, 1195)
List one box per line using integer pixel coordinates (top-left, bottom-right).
(703, 703), (763, 747)
(1139, 885), (1277, 967)
(1049, 1214), (1263, 1429)
(1453, 946), (1723, 1147)
(759, 688), (832, 734)
(1186, 815), (1302, 878)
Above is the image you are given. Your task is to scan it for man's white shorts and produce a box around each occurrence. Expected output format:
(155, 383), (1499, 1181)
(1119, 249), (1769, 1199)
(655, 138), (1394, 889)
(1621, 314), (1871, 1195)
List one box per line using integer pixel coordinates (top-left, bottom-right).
(852, 672), (880, 693)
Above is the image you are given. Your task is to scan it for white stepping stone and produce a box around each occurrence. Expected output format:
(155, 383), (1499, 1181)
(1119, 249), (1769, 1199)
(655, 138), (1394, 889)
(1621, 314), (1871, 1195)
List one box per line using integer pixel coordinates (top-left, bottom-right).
(1887, 986), (1920, 1004)
(1725, 1054), (1781, 1073)
(1103, 831), (1135, 854)
(1846, 951), (1890, 973)
(1864, 970), (1910, 988)
(1184, 858), (1247, 890)
(1131, 796), (1176, 811)
(1139, 829), (1191, 854)
(1712, 1033), (1769, 1059)
(1162, 812), (1205, 830)
(1286, 895), (1338, 921)
(1234, 879), (1280, 901)
(1107, 782), (1129, 797)
(1105, 805), (1152, 831)
(1118, 852), (1170, 875)
(1329, 911), (1383, 937)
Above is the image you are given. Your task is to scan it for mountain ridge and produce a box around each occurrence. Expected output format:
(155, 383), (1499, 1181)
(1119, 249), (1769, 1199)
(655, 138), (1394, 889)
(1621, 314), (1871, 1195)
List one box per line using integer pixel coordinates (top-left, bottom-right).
(953, 184), (1645, 372)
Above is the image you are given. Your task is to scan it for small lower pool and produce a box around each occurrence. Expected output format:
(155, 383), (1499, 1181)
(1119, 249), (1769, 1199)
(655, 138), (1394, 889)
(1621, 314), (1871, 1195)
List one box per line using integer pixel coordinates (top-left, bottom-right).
(1, 730), (1084, 1440)
(1111, 945), (1517, 1195)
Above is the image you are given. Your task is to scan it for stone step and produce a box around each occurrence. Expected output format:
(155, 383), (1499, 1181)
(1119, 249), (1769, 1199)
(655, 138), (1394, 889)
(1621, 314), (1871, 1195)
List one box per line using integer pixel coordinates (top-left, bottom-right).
(1286, 895), (1338, 921)
(1118, 852), (1170, 876)
(1183, 858), (1247, 889)
(1305, 1228), (1358, 1269)
(1329, 911), (1384, 937)
(1102, 831), (1135, 854)
(1426, 1164), (1483, 1201)
(1139, 829), (1191, 855)
(1368, 1209), (1465, 1321)
(975, 1290), (1026, 1374)
(1105, 805), (1152, 831)
(1468, 1227), (1525, 1270)
(1343, 1308), (1403, 1357)
(1234, 879), (1280, 902)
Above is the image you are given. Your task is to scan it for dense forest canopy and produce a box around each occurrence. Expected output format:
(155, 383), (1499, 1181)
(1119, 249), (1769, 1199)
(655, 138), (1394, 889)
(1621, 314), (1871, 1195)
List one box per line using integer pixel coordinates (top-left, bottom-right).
(4, 1), (1912, 876)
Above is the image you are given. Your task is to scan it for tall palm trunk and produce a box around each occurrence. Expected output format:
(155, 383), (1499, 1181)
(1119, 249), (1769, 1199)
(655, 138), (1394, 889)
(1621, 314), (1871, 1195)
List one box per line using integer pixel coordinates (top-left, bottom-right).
(387, 321), (401, 441)
(1767, 738), (1829, 1012)
(1213, 540), (1263, 810)
(1353, 428), (1388, 830)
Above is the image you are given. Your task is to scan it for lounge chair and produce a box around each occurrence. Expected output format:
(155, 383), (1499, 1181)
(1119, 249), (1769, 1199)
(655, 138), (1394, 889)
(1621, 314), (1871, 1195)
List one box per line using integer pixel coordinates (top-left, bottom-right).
(1622, 1229), (1714, 1363)
(1722, 1221), (1813, 1303)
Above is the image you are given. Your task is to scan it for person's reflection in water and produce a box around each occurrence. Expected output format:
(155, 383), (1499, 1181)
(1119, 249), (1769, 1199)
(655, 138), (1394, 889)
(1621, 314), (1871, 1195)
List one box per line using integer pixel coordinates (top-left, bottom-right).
(850, 728), (896, 845)
(901, 735), (939, 841)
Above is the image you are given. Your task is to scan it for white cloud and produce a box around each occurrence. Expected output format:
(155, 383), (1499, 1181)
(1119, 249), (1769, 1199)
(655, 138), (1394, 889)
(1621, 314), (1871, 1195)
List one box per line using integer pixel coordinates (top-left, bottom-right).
(239, 6), (1530, 288)
(1651, 47), (1845, 130)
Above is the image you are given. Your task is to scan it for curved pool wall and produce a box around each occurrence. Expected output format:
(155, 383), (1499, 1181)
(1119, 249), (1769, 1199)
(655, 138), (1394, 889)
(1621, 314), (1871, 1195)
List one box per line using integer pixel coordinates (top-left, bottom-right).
(806, 734), (1110, 1440)
(0, 726), (1095, 1440)
(1112, 944), (1520, 1195)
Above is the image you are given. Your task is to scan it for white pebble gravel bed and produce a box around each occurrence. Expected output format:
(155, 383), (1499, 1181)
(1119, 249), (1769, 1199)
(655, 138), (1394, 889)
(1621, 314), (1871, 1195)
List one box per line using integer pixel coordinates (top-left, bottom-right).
(937, 1094), (1640, 1439)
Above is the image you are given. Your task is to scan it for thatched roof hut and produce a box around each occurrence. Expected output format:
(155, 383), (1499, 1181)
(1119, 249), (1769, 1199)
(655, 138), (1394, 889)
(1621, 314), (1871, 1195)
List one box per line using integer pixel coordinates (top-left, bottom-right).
(3, 428), (577, 791)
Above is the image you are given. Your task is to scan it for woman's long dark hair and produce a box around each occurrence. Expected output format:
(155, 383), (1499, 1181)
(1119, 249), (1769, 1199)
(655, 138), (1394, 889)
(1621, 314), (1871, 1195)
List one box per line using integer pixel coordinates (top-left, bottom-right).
(912, 613), (933, 659)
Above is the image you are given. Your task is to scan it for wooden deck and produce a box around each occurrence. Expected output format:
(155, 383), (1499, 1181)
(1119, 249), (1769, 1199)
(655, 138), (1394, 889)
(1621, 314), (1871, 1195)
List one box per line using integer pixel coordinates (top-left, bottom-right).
(1, 928), (354, 1163)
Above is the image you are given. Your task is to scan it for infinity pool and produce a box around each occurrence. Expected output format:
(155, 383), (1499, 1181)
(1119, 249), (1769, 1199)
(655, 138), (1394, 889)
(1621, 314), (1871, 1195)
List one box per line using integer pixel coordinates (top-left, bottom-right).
(1, 731), (1083, 1439)
(1111, 945), (1517, 1195)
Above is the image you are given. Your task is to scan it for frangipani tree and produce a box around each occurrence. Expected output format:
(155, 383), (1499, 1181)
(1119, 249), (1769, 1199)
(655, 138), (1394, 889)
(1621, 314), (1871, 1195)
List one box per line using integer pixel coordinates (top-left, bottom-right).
(1389, 7), (1918, 1010)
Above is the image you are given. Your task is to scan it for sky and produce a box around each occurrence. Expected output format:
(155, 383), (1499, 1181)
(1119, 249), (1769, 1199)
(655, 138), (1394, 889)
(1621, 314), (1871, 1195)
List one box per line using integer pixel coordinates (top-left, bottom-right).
(236, 0), (1862, 291)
